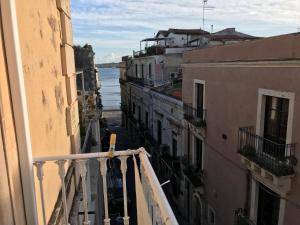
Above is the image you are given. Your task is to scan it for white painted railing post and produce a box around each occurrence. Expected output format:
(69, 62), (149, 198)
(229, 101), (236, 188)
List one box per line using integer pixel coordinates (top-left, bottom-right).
(77, 160), (90, 225)
(56, 160), (69, 225)
(98, 158), (110, 225)
(155, 205), (163, 225)
(34, 161), (47, 225)
(119, 156), (130, 225)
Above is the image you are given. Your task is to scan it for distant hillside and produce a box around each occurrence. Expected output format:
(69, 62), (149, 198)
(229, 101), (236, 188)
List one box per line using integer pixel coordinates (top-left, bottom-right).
(96, 63), (120, 68)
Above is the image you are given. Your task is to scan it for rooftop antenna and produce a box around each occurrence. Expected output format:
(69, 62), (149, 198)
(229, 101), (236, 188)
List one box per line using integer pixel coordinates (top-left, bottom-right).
(202, 0), (215, 31)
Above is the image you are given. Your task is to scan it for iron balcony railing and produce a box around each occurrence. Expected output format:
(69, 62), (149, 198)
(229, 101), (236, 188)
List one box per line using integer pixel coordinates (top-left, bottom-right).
(126, 76), (154, 86)
(183, 103), (206, 127)
(133, 46), (164, 58)
(33, 148), (179, 225)
(234, 209), (255, 225)
(238, 127), (297, 176)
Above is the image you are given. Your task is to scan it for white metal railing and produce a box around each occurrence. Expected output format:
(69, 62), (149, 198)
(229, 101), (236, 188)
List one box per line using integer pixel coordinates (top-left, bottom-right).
(33, 148), (178, 225)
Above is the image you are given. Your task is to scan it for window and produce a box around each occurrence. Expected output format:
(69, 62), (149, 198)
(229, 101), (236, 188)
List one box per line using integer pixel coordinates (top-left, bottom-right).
(264, 96), (289, 144)
(145, 111), (149, 129)
(263, 96), (289, 158)
(132, 102), (135, 115)
(171, 176), (179, 197)
(208, 207), (216, 225)
(148, 63), (152, 78)
(257, 183), (280, 225)
(141, 64), (144, 78)
(172, 134), (177, 158)
(138, 106), (141, 123)
(196, 83), (204, 119)
(135, 64), (138, 77)
(157, 120), (162, 145)
(195, 137), (203, 169)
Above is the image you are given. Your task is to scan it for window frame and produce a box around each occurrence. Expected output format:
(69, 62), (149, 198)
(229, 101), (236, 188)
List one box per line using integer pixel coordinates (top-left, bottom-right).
(193, 80), (206, 120)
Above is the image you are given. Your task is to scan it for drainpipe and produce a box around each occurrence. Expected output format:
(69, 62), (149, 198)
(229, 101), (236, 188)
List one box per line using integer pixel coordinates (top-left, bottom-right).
(0, 0), (38, 224)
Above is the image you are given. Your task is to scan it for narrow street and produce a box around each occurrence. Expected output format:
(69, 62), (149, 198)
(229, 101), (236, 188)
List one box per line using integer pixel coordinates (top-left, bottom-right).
(102, 110), (137, 225)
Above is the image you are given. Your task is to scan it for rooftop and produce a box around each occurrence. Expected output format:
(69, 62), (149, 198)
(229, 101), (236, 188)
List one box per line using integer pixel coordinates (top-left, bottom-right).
(156, 28), (209, 38)
(153, 81), (182, 100)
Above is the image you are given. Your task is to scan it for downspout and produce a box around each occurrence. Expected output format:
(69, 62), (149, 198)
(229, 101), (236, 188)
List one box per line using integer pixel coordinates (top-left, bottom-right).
(0, 0), (38, 224)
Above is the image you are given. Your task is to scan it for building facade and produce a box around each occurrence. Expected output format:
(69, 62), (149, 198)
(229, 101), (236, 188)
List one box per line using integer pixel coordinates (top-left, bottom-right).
(0, 0), (80, 224)
(120, 27), (260, 225)
(182, 33), (300, 225)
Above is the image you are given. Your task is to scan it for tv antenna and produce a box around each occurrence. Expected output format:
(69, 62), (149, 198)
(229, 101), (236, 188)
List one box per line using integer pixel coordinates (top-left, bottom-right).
(202, 0), (215, 31)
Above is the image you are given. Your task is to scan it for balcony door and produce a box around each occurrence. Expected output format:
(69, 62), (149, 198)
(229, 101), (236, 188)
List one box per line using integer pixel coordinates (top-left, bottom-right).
(172, 136), (177, 158)
(138, 106), (141, 123)
(263, 96), (289, 159)
(195, 137), (203, 169)
(157, 120), (162, 145)
(194, 81), (204, 119)
(257, 184), (280, 225)
(145, 111), (149, 129)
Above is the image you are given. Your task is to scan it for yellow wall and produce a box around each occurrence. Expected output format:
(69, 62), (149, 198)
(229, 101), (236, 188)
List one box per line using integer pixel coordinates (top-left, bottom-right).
(14, 0), (80, 223)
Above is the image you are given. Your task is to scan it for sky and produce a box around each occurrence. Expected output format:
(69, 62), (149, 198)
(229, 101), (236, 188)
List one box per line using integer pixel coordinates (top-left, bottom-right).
(71, 0), (300, 64)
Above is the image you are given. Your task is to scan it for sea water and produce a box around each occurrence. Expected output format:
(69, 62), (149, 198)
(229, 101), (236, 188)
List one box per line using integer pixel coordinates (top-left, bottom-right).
(99, 67), (121, 111)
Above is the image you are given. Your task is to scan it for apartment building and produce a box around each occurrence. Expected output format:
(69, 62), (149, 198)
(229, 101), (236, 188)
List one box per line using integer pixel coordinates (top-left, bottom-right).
(120, 27), (259, 224)
(182, 33), (300, 225)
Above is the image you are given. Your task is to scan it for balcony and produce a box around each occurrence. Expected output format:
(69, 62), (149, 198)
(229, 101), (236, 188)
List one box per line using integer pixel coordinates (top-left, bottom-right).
(183, 103), (206, 136)
(234, 209), (255, 225)
(238, 127), (297, 193)
(126, 76), (154, 87)
(33, 148), (178, 225)
(133, 45), (164, 58)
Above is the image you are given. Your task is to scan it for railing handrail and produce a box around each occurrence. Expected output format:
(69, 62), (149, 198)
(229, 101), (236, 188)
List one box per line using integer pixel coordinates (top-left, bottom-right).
(238, 127), (297, 176)
(140, 151), (179, 225)
(33, 148), (178, 225)
(239, 127), (296, 147)
(33, 149), (142, 162)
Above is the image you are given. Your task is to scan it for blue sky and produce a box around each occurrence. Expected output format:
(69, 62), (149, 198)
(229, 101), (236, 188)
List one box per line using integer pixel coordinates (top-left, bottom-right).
(71, 0), (300, 63)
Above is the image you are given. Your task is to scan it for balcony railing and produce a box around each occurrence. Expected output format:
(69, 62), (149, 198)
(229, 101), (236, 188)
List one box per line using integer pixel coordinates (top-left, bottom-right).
(238, 127), (297, 176)
(183, 103), (206, 127)
(234, 209), (255, 225)
(126, 76), (154, 86)
(133, 46), (164, 58)
(33, 148), (178, 225)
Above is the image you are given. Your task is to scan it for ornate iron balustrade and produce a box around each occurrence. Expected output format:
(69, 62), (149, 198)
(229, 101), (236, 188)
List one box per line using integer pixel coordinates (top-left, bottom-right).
(234, 208), (255, 225)
(238, 127), (297, 176)
(183, 103), (206, 127)
(33, 148), (178, 225)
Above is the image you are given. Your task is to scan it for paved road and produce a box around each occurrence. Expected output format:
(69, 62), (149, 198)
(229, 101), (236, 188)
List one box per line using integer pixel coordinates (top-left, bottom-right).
(102, 110), (137, 225)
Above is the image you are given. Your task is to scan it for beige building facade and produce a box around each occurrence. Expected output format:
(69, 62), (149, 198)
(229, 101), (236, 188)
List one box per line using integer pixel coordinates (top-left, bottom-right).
(0, 0), (80, 224)
(182, 33), (300, 225)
